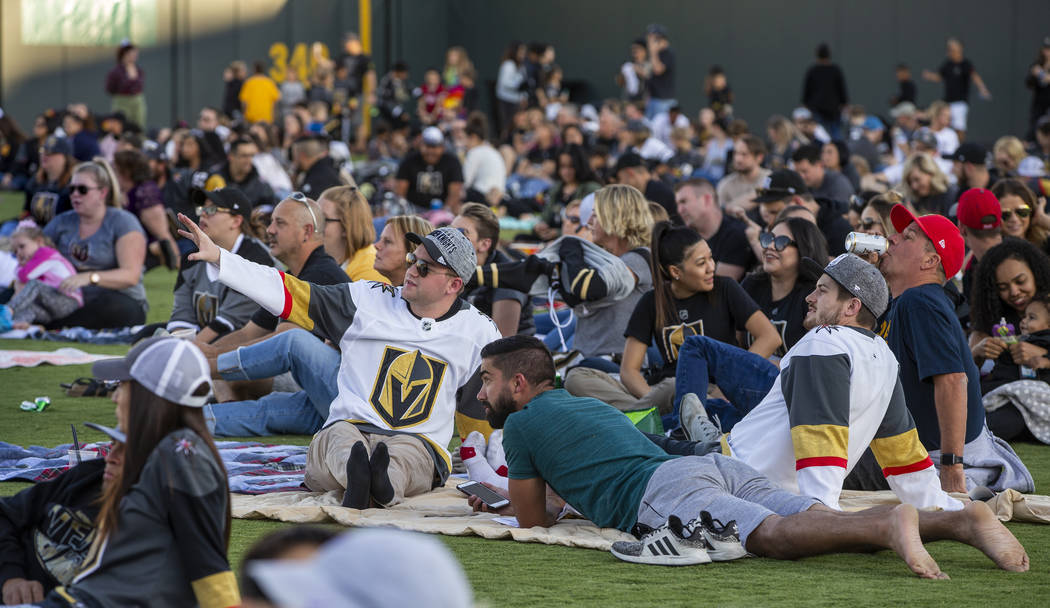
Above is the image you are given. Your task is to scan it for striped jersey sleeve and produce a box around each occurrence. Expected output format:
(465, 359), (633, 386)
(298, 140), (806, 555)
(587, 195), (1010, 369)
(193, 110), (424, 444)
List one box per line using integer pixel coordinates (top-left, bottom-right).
(870, 379), (963, 510)
(782, 350), (852, 509)
(214, 248), (357, 343)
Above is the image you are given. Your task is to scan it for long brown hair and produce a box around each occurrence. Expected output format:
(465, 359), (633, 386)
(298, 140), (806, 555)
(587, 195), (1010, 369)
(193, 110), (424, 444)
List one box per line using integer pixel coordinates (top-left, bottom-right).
(650, 221), (704, 334)
(96, 382), (230, 547)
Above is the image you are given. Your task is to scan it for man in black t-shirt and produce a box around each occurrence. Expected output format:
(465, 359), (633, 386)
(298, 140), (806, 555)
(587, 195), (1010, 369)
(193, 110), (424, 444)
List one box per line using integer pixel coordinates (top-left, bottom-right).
(195, 195), (348, 402)
(614, 152), (678, 224)
(395, 126), (464, 213)
(337, 32), (376, 100)
(674, 178), (755, 280)
(922, 38), (991, 138)
(801, 43), (848, 140)
(452, 203), (533, 337)
(644, 24), (676, 119)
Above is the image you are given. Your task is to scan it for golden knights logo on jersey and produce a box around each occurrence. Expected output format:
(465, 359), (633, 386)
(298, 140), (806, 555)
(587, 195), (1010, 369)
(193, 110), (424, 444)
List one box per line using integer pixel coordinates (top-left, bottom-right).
(661, 319), (704, 363)
(194, 291), (218, 326)
(35, 504), (97, 585)
(369, 346), (448, 428)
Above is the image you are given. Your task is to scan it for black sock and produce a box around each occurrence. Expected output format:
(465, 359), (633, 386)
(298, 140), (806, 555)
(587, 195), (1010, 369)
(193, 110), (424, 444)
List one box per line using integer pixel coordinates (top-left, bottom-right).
(556, 238), (609, 306)
(369, 442), (395, 507)
(466, 255), (555, 293)
(341, 442), (371, 509)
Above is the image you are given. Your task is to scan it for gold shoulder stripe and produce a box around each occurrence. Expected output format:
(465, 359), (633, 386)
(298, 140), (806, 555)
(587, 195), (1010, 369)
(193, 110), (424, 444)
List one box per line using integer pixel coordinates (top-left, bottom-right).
(191, 571), (241, 608)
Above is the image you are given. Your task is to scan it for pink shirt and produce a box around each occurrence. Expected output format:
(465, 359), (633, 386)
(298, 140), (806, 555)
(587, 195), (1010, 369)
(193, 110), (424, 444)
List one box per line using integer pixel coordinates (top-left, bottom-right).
(17, 245), (83, 305)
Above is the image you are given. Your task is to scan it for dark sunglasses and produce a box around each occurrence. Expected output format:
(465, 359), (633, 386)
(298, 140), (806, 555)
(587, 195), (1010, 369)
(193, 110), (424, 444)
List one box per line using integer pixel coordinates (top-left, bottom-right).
(759, 232), (796, 252)
(71, 184), (102, 195)
(196, 205), (233, 217)
(860, 217), (883, 229)
(1001, 206), (1031, 221)
(288, 191), (320, 231)
(406, 252), (456, 278)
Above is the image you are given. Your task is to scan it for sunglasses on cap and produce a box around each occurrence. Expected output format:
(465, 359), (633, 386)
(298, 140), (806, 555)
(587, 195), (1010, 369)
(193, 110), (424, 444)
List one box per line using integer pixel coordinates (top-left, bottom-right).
(849, 194), (867, 213)
(405, 252), (457, 278)
(196, 205), (233, 217)
(1001, 206), (1031, 221)
(288, 191), (320, 231)
(759, 232), (796, 252)
(71, 184), (102, 195)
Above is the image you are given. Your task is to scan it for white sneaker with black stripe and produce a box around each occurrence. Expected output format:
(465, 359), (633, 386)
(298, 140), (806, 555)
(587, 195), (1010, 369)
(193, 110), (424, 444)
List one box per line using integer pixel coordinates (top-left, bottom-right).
(609, 516), (712, 566)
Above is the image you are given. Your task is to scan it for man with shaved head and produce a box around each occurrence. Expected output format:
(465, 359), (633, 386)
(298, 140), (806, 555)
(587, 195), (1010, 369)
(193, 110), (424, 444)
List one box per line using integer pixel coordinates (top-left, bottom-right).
(194, 192), (348, 400)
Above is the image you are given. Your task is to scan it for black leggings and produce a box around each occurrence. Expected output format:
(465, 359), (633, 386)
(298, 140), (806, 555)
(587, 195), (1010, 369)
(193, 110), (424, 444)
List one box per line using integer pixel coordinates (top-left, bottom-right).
(986, 403), (1034, 442)
(47, 289), (147, 330)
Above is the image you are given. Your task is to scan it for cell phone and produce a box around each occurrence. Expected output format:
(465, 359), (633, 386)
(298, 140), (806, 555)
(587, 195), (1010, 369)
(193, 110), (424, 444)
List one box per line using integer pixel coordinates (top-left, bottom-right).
(457, 481), (510, 509)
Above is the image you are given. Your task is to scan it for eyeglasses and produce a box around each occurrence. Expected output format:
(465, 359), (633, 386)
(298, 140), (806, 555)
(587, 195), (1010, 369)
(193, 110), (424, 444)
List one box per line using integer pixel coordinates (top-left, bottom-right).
(288, 191), (320, 232)
(71, 184), (101, 195)
(325, 217), (341, 224)
(759, 232), (796, 252)
(1001, 206), (1031, 221)
(564, 215), (581, 224)
(197, 205), (233, 217)
(860, 217), (883, 230)
(406, 252), (457, 278)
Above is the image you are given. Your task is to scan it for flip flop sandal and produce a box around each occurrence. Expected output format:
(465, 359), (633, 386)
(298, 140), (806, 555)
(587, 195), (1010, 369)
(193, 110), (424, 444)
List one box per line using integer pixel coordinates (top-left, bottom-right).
(61, 378), (118, 398)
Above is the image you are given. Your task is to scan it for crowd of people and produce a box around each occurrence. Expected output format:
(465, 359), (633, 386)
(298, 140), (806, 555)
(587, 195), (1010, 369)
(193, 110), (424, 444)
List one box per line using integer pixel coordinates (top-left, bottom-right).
(2, 25), (1049, 606)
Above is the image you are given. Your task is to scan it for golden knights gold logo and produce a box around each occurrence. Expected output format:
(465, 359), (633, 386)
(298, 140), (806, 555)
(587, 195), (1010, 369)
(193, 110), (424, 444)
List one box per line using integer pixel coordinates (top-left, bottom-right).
(194, 291), (218, 326)
(661, 319), (704, 363)
(369, 346), (447, 428)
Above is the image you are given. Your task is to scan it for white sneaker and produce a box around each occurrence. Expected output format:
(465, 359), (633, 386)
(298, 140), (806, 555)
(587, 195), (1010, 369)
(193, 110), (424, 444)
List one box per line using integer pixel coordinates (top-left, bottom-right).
(683, 511), (749, 561)
(610, 516), (712, 566)
(679, 393), (722, 445)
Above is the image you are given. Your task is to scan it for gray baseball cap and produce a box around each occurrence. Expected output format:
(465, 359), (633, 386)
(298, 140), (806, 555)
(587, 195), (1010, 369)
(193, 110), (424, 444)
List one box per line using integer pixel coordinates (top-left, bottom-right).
(406, 227), (477, 281)
(84, 422), (127, 444)
(92, 337), (213, 408)
(801, 253), (890, 318)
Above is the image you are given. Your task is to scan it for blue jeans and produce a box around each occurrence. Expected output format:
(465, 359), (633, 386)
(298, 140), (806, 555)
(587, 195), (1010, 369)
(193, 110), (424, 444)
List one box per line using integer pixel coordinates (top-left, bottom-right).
(205, 329), (340, 436)
(672, 336), (778, 432)
(645, 97), (677, 120)
(535, 308), (575, 351)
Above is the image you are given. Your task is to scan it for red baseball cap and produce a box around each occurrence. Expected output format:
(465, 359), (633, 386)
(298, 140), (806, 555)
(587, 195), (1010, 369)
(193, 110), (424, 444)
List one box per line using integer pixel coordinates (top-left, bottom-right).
(956, 188), (1001, 231)
(890, 204), (965, 278)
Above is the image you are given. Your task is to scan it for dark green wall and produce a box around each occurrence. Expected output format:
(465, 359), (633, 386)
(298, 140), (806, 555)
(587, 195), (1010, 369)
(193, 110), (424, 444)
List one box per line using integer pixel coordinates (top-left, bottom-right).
(2, 0), (1048, 142)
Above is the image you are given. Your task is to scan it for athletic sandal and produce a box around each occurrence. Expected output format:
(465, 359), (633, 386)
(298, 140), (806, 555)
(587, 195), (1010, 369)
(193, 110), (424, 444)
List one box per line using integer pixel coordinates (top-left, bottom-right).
(685, 511), (749, 561)
(610, 515), (712, 566)
(341, 442), (371, 509)
(62, 378), (119, 398)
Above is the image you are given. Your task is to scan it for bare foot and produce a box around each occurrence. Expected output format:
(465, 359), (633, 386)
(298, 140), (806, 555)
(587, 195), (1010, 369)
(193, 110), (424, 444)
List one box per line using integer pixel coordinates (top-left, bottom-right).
(959, 501), (1029, 572)
(887, 504), (948, 579)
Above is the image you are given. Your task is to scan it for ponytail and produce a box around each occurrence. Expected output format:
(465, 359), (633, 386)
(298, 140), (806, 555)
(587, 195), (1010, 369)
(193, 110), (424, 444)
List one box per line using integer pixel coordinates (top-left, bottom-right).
(650, 221), (703, 334)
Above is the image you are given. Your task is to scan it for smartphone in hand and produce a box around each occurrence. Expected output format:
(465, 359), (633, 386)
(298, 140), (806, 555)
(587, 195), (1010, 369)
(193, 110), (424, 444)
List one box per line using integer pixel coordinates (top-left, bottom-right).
(457, 481), (510, 509)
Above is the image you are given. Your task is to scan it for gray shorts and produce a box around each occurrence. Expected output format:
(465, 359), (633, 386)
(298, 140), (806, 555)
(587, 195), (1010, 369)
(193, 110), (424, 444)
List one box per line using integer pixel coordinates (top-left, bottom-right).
(636, 454), (819, 549)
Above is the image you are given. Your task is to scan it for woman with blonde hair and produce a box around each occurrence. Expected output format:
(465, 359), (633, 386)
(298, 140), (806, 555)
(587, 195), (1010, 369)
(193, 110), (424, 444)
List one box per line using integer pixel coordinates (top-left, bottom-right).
(899, 152), (954, 216)
(42, 158), (148, 328)
(373, 214), (435, 287)
(554, 184), (655, 377)
(319, 185), (387, 282)
(992, 136), (1026, 178)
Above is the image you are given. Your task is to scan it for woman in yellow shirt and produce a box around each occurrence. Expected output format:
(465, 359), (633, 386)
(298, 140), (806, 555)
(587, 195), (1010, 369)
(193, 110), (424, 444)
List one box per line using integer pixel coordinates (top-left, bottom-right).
(319, 185), (389, 282)
(239, 62), (281, 124)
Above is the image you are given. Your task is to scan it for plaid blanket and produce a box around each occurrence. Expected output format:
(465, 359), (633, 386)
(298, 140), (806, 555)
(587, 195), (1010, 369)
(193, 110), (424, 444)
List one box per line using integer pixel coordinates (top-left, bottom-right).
(0, 440), (308, 494)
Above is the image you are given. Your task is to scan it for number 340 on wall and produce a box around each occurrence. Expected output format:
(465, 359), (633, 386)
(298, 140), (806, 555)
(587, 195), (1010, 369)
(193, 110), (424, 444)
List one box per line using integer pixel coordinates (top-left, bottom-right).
(269, 42), (331, 83)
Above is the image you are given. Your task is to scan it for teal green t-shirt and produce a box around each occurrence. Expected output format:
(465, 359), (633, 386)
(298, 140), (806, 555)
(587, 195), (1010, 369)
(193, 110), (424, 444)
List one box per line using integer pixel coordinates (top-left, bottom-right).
(502, 389), (675, 532)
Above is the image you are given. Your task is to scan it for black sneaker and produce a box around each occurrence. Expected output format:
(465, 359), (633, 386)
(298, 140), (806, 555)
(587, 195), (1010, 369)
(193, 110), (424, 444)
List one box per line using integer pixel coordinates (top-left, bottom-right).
(683, 511), (749, 561)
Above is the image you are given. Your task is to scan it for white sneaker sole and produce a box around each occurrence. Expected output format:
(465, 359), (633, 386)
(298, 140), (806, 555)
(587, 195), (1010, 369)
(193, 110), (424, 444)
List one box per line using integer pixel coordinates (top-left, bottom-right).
(610, 545), (711, 566)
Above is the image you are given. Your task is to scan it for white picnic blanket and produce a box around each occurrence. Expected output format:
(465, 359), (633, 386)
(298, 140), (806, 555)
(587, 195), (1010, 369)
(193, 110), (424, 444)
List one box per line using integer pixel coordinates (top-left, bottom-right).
(0, 347), (117, 369)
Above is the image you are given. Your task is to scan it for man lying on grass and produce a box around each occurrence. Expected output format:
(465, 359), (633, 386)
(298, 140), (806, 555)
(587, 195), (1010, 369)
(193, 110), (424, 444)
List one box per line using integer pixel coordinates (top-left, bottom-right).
(468, 335), (1028, 576)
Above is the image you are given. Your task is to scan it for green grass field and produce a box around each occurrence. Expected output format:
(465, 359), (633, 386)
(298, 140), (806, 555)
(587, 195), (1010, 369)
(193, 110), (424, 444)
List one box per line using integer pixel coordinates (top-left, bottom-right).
(2, 194), (1049, 606)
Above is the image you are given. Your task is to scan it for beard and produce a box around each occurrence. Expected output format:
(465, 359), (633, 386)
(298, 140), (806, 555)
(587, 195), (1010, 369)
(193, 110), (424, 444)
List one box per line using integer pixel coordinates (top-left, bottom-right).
(483, 389), (516, 429)
(803, 305), (842, 330)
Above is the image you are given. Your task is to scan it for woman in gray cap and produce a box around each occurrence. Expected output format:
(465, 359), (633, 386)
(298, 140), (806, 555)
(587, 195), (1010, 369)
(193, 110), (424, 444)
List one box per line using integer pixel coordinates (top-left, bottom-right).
(36, 337), (239, 608)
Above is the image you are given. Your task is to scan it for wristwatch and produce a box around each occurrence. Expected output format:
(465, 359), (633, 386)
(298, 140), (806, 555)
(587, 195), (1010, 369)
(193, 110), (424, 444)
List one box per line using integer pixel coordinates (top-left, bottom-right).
(940, 453), (964, 466)
(90, 272), (101, 285)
